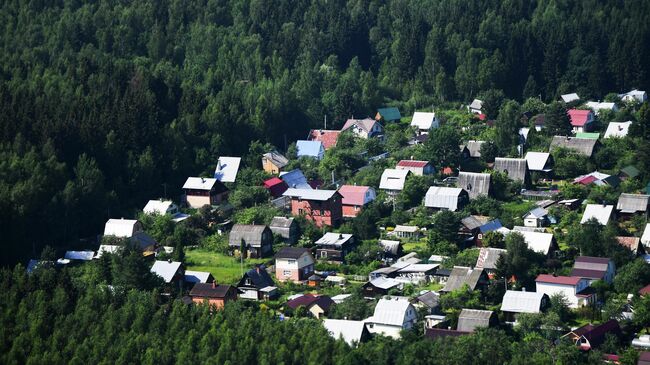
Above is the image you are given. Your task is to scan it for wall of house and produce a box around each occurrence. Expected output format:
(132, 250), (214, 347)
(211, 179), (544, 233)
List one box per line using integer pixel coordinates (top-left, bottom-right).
(238, 288), (261, 300)
(342, 204), (362, 217)
(366, 323), (403, 339)
(536, 283), (580, 308)
(186, 195), (211, 209)
(524, 217), (541, 227)
(262, 159), (280, 175)
(275, 256), (314, 282)
(309, 305), (325, 319)
(191, 296), (231, 309)
(290, 198), (342, 228)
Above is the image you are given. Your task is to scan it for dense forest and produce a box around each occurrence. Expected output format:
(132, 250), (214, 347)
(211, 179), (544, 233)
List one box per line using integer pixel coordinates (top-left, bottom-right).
(1, 0), (650, 263)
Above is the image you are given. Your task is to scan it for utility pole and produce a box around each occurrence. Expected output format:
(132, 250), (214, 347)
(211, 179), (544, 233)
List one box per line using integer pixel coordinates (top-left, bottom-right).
(324, 115), (327, 129)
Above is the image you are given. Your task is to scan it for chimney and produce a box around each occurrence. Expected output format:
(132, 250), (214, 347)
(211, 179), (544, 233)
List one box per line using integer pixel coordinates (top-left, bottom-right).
(522, 287), (526, 292)
(201, 177), (205, 183)
(212, 281), (216, 288)
(339, 234), (343, 240)
(167, 259), (172, 263)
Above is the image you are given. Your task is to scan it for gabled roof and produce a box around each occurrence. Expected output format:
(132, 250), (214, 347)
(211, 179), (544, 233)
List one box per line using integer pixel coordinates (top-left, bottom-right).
(550, 136), (598, 157)
(64, 251), (95, 261)
(618, 89), (647, 102)
(263, 177), (288, 197)
(379, 169), (410, 191)
(190, 283), (234, 298)
(457, 172), (490, 199)
(457, 309), (494, 332)
(338, 185), (375, 206)
(585, 101), (617, 113)
(228, 224), (270, 247)
(514, 231), (555, 255)
(442, 266), (486, 292)
(308, 129), (341, 149)
(143, 200), (175, 215)
(214, 156), (241, 182)
(286, 294), (334, 311)
(366, 277), (402, 290)
(369, 298), (414, 326)
(568, 109), (593, 127)
(282, 188), (338, 201)
(501, 290), (547, 313)
(615, 236), (641, 253)
(183, 177), (224, 191)
(379, 240), (402, 255)
(494, 157), (528, 182)
(296, 140), (324, 158)
(561, 93), (580, 103)
(571, 257), (611, 280)
(524, 207), (548, 219)
(276, 247), (312, 260)
(184, 270), (213, 284)
(376, 107), (401, 122)
(424, 186), (466, 211)
(104, 218), (140, 238)
(604, 121), (632, 139)
(580, 204), (614, 225)
(397, 160), (430, 168)
(461, 215), (491, 231)
(410, 112), (438, 130)
(469, 99), (483, 110)
(262, 151), (289, 168)
(535, 274), (583, 286)
(475, 247), (507, 270)
(150, 261), (182, 283)
(479, 219), (503, 233)
(566, 320), (621, 349)
(238, 265), (274, 289)
(323, 319), (367, 346)
(616, 193), (649, 213)
(342, 118), (380, 133)
(316, 232), (354, 247)
(525, 152), (552, 172)
(279, 169), (311, 189)
(465, 140), (485, 158)
(416, 291), (440, 308)
(620, 165), (640, 178)
(269, 216), (294, 229)
(95, 245), (121, 258)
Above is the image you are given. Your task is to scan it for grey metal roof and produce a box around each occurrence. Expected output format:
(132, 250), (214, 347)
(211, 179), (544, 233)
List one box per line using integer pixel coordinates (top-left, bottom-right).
(228, 224), (270, 247)
(457, 172), (490, 199)
(416, 291), (440, 308)
(282, 188), (338, 201)
(494, 157), (528, 182)
(549, 136), (598, 157)
(378, 240), (401, 255)
(369, 297), (414, 326)
(501, 291), (547, 313)
(466, 140), (485, 158)
(475, 247), (507, 270)
(262, 151), (289, 168)
(524, 207), (548, 219)
(269, 217), (295, 239)
(424, 186), (466, 211)
(150, 261), (182, 283)
(616, 193), (650, 213)
(461, 215), (490, 230)
(457, 309), (494, 332)
(442, 266), (472, 292)
(275, 247), (311, 260)
(279, 169), (311, 189)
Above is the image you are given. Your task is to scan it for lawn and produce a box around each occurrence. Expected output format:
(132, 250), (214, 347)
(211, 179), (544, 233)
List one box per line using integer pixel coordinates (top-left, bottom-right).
(185, 249), (268, 285)
(403, 240), (428, 252)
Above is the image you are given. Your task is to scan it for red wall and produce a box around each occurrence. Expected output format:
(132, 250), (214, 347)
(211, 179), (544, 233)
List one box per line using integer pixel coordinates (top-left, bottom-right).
(290, 197), (342, 227)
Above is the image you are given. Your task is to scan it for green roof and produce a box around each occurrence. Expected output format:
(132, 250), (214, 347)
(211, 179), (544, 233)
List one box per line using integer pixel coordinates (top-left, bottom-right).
(575, 132), (600, 139)
(376, 107), (401, 121)
(621, 165), (640, 178)
(646, 182), (650, 195)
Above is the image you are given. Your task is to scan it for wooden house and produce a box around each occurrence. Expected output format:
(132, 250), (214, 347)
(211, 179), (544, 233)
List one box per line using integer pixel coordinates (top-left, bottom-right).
(262, 151), (289, 174)
(189, 283), (237, 309)
(228, 224), (273, 258)
(182, 177), (229, 208)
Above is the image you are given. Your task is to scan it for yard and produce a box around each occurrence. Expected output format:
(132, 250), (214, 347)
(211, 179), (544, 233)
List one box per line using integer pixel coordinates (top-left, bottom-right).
(403, 240), (428, 252)
(185, 249), (269, 285)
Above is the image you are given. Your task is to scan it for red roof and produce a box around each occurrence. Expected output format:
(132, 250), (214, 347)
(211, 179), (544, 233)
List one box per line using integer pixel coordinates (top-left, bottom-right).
(575, 175), (598, 185)
(308, 129), (340, 150)
(263, 177), (288, 197)
(338, 185), (373, 206)
(442, 167), (454, 175)
(568, 109), (593, 127)
(640, 284), (650, 296)
(536, 274), (583, 286)
(286, 294), (334, 311)
(477, 113), (487, 121)
(397, 160), (429, 168)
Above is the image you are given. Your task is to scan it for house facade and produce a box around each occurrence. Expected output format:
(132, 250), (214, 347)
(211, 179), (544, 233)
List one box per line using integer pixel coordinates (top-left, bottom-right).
(275, 247), (315, 283)
(269, 216), (299, 244)
(364, 297), (417, 339)
(189, 283), (237, 309)
(379, 169), (410, 200)
(228, 224), (273, 258)
(315, 232), (356, 261)
(568, 109), (595, 133)
(396, 160), (435, 176)
(535, 274), (594, 308)
(262, 151), (289, 174)
(283, 188), (343, 228)
(182, 177), (229, 208)
(338, 185), (376, 217)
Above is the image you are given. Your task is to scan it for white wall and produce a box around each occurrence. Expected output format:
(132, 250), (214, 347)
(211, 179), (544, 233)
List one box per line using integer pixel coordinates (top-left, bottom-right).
(536, 282), (580, 308)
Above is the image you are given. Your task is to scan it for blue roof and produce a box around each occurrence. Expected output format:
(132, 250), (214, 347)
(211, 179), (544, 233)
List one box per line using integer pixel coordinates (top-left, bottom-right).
(279, 169), (312, 189)
(296, 140), (323, 158)
(479, 219), (503, 233)
(377, 107), (401, 121)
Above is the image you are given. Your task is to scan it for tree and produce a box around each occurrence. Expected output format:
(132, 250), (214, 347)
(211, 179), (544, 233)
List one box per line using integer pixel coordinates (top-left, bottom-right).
(482, 231), (504, 248)
(495, 232), (544, 289)
(421, 126), (460, 169)
(479, 141), (498, 164)
(494, 100), (522, 153)
(629, 102), (650, 140)
(544, 101), (572, 136)
(614, 259), (650, 294)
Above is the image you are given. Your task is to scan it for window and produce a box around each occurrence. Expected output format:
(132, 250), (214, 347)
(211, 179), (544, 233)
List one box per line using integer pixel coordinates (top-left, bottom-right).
(320, 209), (325, 216)
(354, 205), (359, 211)
(283, 270), (291, 277)
(245, 278), (251, 286)
(298, 208), (304, 215)
(287, 259), (296, 265)
(321, 251), (327, 258)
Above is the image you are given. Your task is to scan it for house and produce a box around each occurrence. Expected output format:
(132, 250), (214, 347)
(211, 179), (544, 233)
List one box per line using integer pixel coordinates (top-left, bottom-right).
(641, 284), (650, 296)
(561, 93), (580, 103)
(275, 247), (315, 283)
(308, 129), (340, 150)
(523, 207), (549, 227)
(413, 291), (440, 314)
(323, 319), (370, 347)
(457, 309), (497, 332)
(104, 218), (143, 238)
(237, 265), (278, 301)
(424, 187), (469, 212)
(494, 157), (530, 184)
(362, 277), (403, 297)
(396, 160), (435, 176)
(620, 165), (641, 180)
(535, 274), (594, 308)
(549, 136), (599, 157)
(461, 140), (485, 159)
(150, 260), (184, 287)
(441, 266), (488, 292)
(314, 232), (356, 261)
(562, 320), (621, 351)
(410, 112), (440, 134)
(184, 270), (214, 284)
(392, 225), (421, 240)
(143, 200), (179, 216)
(228, 224), (273, 258)
(286, 294), (335, 319)
(457, 172), (491, 199)
(532, 114), (546, 131)
(64, 251), (95, 261)
(585, 101), (618, 115)
(375, 107), (401, 122)
(364, 297), (417, 339)
(269, 216), (298, 244)
(514, 231), (557, 256)
(615, 236), (644, 255)
(378, 239), (403, 260)
(342, 118), (383, 139)
(189, 283), (236, 309)
(296, 140), (325, 160)
(574, 171), (620, 187)
(338, 185), (376, 217)
(394, 264), (439, 285)
(279, 169), (312, 189)
(214, 156), (241, 183)
(525, 152), (553, 173)
(618, 89), (647, 103)
(604, 121), (633, 139)
(425, 328), (471, 340)
(283, 188), (343, 228)
(580, 204), (614, 225)
(617, 193), (649, 217)
(379, 169), (410, 199)
(500, 290), (550, 323)
(568, 109), (595, 133)
(263, 177), (289, 198)
(182, 177), (229, 208)
(261, 151), (289, 174)
(571, 256), (616, 284)
(468, 99), (484, 114)
(459, 216), (505, 246)
(475, 247), (507, 274)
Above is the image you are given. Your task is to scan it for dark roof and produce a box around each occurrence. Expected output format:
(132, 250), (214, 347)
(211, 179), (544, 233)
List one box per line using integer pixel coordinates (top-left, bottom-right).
(442, 267), (486, 292)
(416, 291), (440, 308)
(238, 265), (274, 289)
(575, 256), (610, 264)
(570, 268), (606, 280)
(276, 247), (311, 260)
(425, 328), (471, 340)
(190, 283), (234, 299)
(457, 309), (495, 332)
(377, 107), (401, 121)
(549, 136), (598, 157)
(571, 320), (621, 349)
(270, 216), (295, 229)
(228, 225), (270, 247)
(457, 172), (490, 199)
(620, 165), (640, 178)
(286, 294), (334, 311)
(494, 158), (529, 182)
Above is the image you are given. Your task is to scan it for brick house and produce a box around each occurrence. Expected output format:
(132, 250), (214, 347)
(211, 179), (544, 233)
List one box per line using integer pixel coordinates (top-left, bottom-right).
(189, 283), (237, 309)
(338, 185), (376, 217)
(275, 247), (315, 283)
(282, 188), (343, 228)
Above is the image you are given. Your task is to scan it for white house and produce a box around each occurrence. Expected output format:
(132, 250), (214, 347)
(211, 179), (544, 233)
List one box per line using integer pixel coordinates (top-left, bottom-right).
(561, 93), (580, 103)
(342, 118), (384, 139)
(143, 199), (179, 216)
(468, 99), (483, 114)
(424, 186), (469, 212)
(618, 89), (647, 103)
(523, 207), (549, 227)
(535, 274), (594, 308)
(410, 112), (440, 134)
(642, 223), (650, 248)
(585, 101), (618, 115)
(580, 204), (614, 225)
(104, 218), (143, 238)
(379, 169), (410, 199)
(364, 297), (417, 339)
(323, 319), (368, 346)
(604, 121), (632, 139)
(150, 260), (183, 284)
(396, 160), (435, 176)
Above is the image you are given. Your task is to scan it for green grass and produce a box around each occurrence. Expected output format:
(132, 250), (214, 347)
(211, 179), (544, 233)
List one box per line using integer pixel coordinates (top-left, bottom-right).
(403, 240), (428, 252)
(185, 249), (268, 285)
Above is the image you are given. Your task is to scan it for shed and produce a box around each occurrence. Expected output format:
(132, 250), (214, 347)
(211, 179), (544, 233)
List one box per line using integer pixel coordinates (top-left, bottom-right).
(228, 224), (273, 258)
(549, 136), (598, 157)
(424, 186), (468, 211)
(150, 260), (183, 283)
(501, 291), (549, 314)
(269, 216), (298, 244)
(457, 172), (491, 199)
(494, 157), (529, 183)
(475, 247), (507, 271)
(376, 107), (402, 122)
(379, 169), (410, 191)
(323, 319), (369, 346)
(580, 204), (614, 225)
(616, 193), (649, 214)
(457, 309), (497, 332)
(410, 112), (439, 132)
(464, 140), (485, 158)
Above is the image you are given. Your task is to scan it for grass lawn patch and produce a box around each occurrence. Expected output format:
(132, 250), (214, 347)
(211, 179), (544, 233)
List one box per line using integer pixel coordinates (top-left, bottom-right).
(185, 249), (268, 285)
(403, 240), (427, 252)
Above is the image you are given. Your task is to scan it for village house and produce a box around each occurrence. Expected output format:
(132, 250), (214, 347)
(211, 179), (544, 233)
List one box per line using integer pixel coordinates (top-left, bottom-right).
(364, 297), (417, 339)
(514, 230), (558, 257)
(604, 121), (633, 139)
(535, 274), (594, 308)
(338, 185), (376, 217)
(474, 247), (507, 275)
(457, 172), (491, 199)
(618, 89), (647, 103)
(279, 169), (312, 189)
(615, 236), (645, 256)
(375, 107), (402, 123)
(523, 207), (549, 227)
(424, 186), (469, 212)
(616, 193), (649, 218)
(308, 129), (340, 150)
(274, 247), (315, 283)
(237, 265), (278, 301)
(561, 320), (621, 351)
(323, 319), (370, 347)
(441, 266), (488, 292)
(189, 283), (237, 309)
(460, 140), (485, 159)
(396, 159), (435, 176)
(494, 157), (530, 185)
(413, 291), (440, 315)
(269, 216), (299, 244)
(143, 199), (179, 216)
(285, 294), (335, 319)
(283, 188), (343, 228)
(580, 204), (615, 225)
(150, 260), (184, 290)
(392, 225), (422, 240)
(296, 140), (325, 160)
(410, 111), (440, 135)
(379, 168), (410, 200)
(342, 117), (383, 139)
(314, 232), (356, 261)
(573, 171), (620, 187)
(561, 93), (580, 103)
(362, 277), (403, 297)
(184, 270), (214, 285)
(570, 256), (616, 284)
(468, 99), (484, 114)
(182, 177), (229, 208)
(619, 165), (640, 180)
(214, 156), (241, 183)
(103, 218), (158, 254)
(457, 309), (498, 332)
(549, 136), (599, 157)
(459, 216), (506, 247)
(525, 151), (553, 173)
(585, 101), (618, 115)
(500, 290), (550, 323)
(263, 177), (289, 198)
(394, 263), (439, 285)
(261, 151), (289, 174)
(228, 224), (273, 258)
